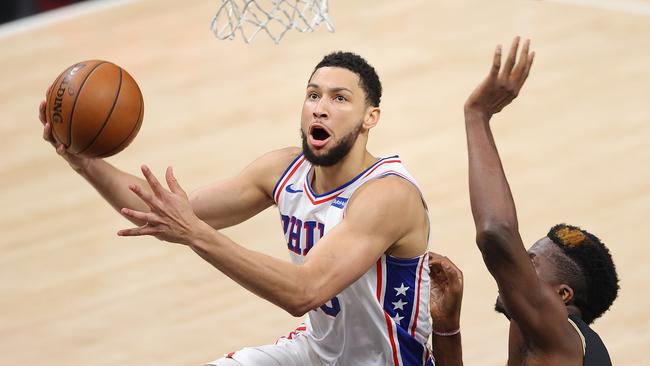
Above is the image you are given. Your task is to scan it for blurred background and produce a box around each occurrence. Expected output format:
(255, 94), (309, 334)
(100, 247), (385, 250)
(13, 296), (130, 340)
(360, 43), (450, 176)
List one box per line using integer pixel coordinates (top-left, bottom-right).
(0, 0), (87, 24)
(1, 0), (649, 365)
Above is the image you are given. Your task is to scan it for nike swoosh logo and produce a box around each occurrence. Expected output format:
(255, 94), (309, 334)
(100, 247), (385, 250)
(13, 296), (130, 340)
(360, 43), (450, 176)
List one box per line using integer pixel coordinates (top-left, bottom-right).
(285, 184), (303, 193)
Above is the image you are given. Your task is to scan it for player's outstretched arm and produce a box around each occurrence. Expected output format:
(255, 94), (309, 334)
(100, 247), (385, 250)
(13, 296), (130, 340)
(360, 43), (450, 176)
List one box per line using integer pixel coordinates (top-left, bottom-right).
(118, 173), (426, 317)
(429, 253), (464, 366)
(40, 98), (294, 229)
(189, 147), (300, 230)
(465, 38), (569, 343)
(39, 99), (151, 224)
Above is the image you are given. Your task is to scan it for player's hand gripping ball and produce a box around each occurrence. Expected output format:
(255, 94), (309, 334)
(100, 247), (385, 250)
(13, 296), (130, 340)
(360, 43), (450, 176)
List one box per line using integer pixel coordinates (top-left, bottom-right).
(46, 60), (144, 158)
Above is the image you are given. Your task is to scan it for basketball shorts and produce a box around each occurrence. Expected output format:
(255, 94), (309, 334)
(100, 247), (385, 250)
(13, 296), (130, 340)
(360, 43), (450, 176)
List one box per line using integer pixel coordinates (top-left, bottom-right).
(207, 325), (321, 366)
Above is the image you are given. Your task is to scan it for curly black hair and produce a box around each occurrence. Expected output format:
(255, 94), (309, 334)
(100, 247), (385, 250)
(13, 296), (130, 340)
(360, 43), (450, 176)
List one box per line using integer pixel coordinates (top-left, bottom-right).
(547, 224), (619, 324)
(311, 51), (382, 107)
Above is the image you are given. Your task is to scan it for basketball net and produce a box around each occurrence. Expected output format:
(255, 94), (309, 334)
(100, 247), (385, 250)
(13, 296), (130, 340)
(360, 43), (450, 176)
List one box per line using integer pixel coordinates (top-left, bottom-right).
(210, 0), (335, 44)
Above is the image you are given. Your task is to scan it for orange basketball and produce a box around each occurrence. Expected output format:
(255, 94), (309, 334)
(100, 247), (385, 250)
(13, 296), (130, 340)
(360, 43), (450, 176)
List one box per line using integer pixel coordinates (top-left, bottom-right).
(46, 60), (144, 158)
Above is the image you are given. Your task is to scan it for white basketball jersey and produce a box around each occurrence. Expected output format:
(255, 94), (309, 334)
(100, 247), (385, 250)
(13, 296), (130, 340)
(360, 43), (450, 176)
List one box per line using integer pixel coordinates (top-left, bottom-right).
(273, 153), (434, 366)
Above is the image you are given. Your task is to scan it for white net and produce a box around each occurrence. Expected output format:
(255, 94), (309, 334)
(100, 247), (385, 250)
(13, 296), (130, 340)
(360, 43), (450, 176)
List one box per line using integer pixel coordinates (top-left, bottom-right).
(210, 0), (335, 44)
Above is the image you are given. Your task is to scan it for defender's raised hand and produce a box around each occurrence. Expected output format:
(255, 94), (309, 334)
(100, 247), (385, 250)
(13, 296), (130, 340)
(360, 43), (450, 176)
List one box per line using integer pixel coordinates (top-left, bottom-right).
(465, 37), (534, 118)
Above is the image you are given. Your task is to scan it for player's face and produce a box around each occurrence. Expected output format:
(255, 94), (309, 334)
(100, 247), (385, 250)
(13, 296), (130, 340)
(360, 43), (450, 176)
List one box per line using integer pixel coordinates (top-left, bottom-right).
(301, 66), (370, 166)
(494, 237), (559, 318)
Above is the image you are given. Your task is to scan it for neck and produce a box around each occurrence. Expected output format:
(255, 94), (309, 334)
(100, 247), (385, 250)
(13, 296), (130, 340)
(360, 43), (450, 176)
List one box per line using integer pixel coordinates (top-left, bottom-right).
(311, 139), (376, 194)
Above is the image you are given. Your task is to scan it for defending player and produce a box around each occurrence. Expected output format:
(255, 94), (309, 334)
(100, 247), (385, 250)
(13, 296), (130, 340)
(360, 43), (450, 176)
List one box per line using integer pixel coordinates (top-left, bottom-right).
(39, 52), (434, 365)
(426, 37), (619, 366)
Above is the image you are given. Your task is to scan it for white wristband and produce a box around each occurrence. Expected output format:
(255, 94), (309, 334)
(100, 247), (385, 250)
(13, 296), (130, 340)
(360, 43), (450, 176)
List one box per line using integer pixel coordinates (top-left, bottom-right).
(432, 328), (460, 337)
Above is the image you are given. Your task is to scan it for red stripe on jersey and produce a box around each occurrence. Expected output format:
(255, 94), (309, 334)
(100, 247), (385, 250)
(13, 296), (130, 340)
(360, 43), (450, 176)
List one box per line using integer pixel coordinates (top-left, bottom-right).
(303, 181), (341, 205)
(226, 351), (235, 358)
(377, 258), (400, 365)
(410, 255), (426, 337)
(376, 259), (383, 301)
(384, 311), (400, 366)
(274, 157), (306, 203)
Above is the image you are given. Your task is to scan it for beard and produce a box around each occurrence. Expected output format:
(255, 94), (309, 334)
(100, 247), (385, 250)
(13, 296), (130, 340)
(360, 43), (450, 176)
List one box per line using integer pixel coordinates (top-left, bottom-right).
(301, 122), (363, 167)
(494, 296), (511, 320)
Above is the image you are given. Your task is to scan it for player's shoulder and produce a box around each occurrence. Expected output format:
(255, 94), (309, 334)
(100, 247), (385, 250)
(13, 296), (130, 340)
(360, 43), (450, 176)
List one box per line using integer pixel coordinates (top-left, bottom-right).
(245, 147), (302, 191)
(248, 147), (300, 171)
(257, 146), (302, 168)
(358, 174), (420, 200)
(349, 174), (423, 213)
(343, 175), (426, 249)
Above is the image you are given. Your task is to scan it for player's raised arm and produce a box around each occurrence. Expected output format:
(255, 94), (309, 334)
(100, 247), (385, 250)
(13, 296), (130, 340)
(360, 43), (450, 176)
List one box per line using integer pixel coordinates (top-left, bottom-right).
(39, 98), (294, 229)
(464, 38), (569, 340)
(464, 38), (533, 256)
(39, 99), (152, 223)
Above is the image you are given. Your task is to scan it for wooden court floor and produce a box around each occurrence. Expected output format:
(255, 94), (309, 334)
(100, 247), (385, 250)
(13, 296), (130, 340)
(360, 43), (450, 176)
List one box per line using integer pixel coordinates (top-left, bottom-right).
(0, 0), (648, 364)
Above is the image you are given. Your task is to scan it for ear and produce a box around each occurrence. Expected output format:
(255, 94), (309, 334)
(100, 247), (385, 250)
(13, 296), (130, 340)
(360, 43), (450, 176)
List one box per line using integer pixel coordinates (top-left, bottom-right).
(557, 284), (574, 304)
(362, 107), (380, 130)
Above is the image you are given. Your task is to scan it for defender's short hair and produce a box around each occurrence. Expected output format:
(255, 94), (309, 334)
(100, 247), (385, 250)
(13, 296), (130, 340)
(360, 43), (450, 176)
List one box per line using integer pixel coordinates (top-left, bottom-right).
(312, 51), (382, 107)
(547, 224), (619, 324)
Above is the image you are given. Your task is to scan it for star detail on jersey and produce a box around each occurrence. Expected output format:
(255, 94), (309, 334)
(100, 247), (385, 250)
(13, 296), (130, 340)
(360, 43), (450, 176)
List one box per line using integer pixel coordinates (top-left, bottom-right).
(394, 283), (409, 297)
(392, 312), (405, 325)
(392, 299), (408, 311)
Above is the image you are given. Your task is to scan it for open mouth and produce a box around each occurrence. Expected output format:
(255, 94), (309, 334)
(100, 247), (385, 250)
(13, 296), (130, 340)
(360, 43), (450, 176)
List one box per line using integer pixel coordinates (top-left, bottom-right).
(307, 124), (332, 149)
(310, 125), (331, 141)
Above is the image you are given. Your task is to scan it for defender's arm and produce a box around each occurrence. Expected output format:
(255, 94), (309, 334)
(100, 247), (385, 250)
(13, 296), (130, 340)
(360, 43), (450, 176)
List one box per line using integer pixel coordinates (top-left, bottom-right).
(465, 38), (569, 345)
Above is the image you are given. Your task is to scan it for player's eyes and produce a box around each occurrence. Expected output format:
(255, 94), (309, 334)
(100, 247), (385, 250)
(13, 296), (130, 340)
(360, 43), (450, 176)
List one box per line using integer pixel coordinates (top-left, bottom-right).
(335, 95), (347, 102)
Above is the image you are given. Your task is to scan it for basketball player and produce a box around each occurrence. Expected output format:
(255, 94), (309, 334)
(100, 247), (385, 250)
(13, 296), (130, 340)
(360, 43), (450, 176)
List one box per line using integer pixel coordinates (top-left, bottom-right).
(39, 52), (434, 365)
(425, 37), (619, 366)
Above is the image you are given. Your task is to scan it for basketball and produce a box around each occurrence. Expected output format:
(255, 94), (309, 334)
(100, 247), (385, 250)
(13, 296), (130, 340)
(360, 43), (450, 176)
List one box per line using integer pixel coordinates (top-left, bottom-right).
(45, 60), (144, 158)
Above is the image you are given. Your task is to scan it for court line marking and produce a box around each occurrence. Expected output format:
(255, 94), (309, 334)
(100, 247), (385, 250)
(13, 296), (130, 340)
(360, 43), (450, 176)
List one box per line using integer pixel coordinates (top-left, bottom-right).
(544, 0), (650, 16)
(0, 0), (136, 40)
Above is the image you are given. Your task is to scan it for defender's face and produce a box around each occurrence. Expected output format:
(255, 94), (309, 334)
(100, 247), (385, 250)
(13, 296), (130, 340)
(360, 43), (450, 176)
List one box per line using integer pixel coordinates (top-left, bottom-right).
(301, 67), (369, 161)
(527, 238), (561, 283)
(495, 237), (560, 317)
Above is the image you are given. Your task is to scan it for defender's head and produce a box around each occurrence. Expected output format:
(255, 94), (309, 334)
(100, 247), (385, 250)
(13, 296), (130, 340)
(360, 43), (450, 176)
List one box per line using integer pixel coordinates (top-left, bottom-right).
(496, 224), (619, 324)
(301, 51), (382, 166)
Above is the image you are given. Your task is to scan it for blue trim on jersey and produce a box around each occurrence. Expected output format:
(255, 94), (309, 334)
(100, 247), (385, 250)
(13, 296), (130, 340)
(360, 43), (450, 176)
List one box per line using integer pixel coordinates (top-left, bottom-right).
(395, 325), (427, 366)
(383, 255), (420, 335)
(385, 255), (431, 366)
(305, 155), (400, 199)
(386, 254), (421, 266)
(272, 153), (304, 200)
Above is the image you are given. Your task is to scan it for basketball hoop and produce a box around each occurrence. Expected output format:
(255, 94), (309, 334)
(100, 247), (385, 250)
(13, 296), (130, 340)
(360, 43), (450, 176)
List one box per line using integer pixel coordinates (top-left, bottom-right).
(210, 0), (335, 44)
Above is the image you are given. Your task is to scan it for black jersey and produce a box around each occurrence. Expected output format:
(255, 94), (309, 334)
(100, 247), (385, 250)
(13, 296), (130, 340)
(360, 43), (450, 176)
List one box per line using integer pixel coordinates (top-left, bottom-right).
(568, 314), (612, 366)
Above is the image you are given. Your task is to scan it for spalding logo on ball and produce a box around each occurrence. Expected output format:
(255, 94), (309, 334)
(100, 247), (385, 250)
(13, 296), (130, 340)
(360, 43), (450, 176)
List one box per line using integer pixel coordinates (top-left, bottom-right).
(46, 60), (144, 158)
